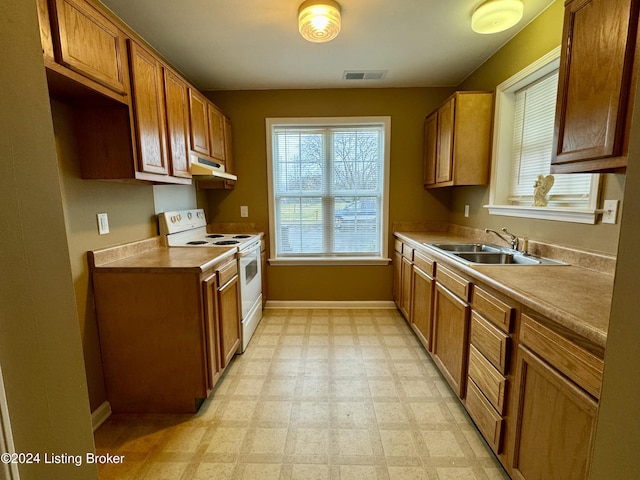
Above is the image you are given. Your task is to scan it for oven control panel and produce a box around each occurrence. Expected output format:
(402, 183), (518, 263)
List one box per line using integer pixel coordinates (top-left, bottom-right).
(158, 209), (207, 235)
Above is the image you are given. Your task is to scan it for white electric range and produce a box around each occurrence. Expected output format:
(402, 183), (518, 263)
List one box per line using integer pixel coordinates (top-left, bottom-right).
(158, 209), (263, 353)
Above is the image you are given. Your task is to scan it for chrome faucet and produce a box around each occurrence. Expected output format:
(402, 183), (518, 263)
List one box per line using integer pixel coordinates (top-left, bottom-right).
(485, 227), (519, 251)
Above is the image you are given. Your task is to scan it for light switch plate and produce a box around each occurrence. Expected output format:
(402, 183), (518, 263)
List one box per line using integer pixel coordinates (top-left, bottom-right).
(464, 205), (470, 218)
(97, 213), (109, 234)
(240, 206), (249, 218)
(602, 200), (619, 224)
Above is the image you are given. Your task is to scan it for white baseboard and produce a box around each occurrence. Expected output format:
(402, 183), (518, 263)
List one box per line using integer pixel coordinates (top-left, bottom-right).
(264, 300), (397, 309)
(91, 401), (112, 432)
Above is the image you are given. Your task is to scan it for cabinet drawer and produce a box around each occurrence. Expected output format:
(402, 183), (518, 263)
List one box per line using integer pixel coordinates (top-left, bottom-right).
(471, 286), (513, 333)
(394, 239), (403, 253)
(465, 378), (503, 453)
(520, 314), (603, 399)
(436, 264), (470, 301)
(468, 344), (507, 414)
(413, 250), (434, 276)
(217, 259), (238, 286)
(470, 311), (510, 374)
(402, 244), (414, 260)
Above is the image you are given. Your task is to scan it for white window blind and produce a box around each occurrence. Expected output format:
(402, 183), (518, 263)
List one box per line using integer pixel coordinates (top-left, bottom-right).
(509, 69), (592, 207)
(270, 123), (386, 259)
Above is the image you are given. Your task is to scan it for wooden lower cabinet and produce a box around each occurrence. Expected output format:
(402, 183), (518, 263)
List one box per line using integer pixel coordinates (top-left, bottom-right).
(511, 346), (598, 480)
(92, 257), (240, 413)
(400, 256), (412, 320)
(217, 266), (241, 369)
(393, 249), (402, 306)
(410, 264), (434, 350)
(432, 283), (470, 398)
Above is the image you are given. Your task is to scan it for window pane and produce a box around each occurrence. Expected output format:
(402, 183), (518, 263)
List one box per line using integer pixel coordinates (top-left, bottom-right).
(334, 197), (380, 253)
(510, 70), (592, 206)
(276, 197), (323, 254)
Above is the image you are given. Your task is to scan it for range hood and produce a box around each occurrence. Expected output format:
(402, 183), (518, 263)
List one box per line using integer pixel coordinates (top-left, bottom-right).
(190, 155), (237, 180)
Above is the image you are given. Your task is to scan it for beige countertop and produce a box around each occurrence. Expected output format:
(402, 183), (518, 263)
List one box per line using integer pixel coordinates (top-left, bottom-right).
(396, 231), (613, 350)
(88, 237), (237, 273)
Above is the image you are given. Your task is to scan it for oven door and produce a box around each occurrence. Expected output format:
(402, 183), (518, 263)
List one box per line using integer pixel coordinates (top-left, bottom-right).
(239, 241), (262, 318)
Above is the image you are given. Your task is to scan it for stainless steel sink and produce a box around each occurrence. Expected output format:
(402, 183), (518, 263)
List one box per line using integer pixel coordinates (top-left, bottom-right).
(425, 243), (566, 266)
(428, 243), (502, 253)
(455, 252), (542, 265)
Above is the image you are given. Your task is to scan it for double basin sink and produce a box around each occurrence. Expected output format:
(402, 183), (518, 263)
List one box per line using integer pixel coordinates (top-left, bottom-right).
(426, 243), (566, 266)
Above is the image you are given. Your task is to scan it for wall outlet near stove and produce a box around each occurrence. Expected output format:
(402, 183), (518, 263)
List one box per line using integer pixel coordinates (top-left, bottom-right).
(240, 206), (249, 218)
(97, 213), (109, 235)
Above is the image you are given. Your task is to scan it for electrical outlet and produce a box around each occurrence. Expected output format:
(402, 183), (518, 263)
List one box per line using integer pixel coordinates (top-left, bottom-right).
(240, 206), (249, 218)
(464, 205), (470, 218)
(97, 213), (109, 235)
(602, 200), (619, 224)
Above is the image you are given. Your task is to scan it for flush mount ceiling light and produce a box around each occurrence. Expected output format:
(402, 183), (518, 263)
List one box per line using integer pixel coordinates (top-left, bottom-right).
(298, 0), (342, 43)
(471, 0), (524, 34)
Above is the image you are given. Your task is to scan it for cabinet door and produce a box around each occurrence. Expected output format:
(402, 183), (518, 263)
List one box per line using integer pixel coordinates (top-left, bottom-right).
(551, 0), (639, 172)
(36, 0), (55, 59)
(423, 113), (437, 186)
(202, 274), (222, 393)
(432, 283), (470, 398)
(208, 104), (226, 162)
(393, 250), (402, 307)
(188, 89), (211, 156)
(511, 346), (598, 480)
(129, 41), (168, 175)
(411, 265), (434, 350)
(400, 256), (413, 321)
(435, 98), (454, 183)
(164, 69), (191, 178)
(49, 0), (127, 94)
(218, 274), (241, 369)
(223, 116), (235, 174)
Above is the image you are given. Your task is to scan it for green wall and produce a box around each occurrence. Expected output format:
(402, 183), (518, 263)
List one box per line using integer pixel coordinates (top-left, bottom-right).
(206, 88), (454, 301)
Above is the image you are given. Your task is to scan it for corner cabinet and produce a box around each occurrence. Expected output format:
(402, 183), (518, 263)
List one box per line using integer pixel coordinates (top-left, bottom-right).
(91, 254), (241, 413)
(551, 0), (640, 173)
(423, 92), (493, 188)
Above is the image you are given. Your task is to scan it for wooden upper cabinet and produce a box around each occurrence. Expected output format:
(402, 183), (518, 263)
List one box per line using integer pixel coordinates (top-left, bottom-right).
(436, 98), (455, 184)
(36, 0), (55, 59)
(551, 0), (640, 173)
(424, 92), (493, 188)
(163, 69), (191, 178)
(208, 104), (226, 163)
(48, 0), (127, 95)
(128, 41), (168, 176)
(423, 112), (437, 187)
(188, 89), (211, 156)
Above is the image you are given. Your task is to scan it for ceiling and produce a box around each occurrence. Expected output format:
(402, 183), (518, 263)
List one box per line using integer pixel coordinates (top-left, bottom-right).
(100, 0), (556, 91)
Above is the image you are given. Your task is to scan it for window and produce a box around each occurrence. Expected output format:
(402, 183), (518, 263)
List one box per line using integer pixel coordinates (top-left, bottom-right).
(266, 117), (391, 265)
(487, 47), (600, 223)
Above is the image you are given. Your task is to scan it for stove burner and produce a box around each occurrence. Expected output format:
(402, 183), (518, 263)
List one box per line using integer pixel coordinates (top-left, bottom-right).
(186, 240), (208, 245)
(233, 234), (251, 239)
(214, 240), (240, 245)
(206, 234), (225, 238)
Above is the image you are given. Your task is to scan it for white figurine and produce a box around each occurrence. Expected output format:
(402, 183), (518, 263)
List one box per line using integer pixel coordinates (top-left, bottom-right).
(533, 174), (554, 207)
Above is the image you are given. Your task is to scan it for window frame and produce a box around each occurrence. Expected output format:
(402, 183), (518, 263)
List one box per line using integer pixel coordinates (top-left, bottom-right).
(486, 46), (601, 224)
(265, 116), (392, 266)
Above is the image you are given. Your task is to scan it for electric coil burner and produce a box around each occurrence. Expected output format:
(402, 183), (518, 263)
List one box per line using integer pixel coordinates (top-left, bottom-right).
(158, 209), (263, 353)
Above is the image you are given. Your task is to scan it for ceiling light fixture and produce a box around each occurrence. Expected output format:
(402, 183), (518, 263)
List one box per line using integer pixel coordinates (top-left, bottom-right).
(298, 0), (341, 43)
(471, 0), (524, 34)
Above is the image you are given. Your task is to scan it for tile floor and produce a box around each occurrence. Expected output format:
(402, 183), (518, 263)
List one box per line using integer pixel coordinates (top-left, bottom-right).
(94, 308), (509, 480)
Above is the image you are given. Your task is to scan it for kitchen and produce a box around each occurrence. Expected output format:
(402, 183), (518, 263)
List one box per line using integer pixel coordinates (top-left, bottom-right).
(0, 0), (638, 479)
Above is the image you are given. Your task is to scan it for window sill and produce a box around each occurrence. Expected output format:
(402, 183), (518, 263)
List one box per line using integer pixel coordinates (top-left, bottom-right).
(268, 257), (392, 266)
(485, 204), (597, 224)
